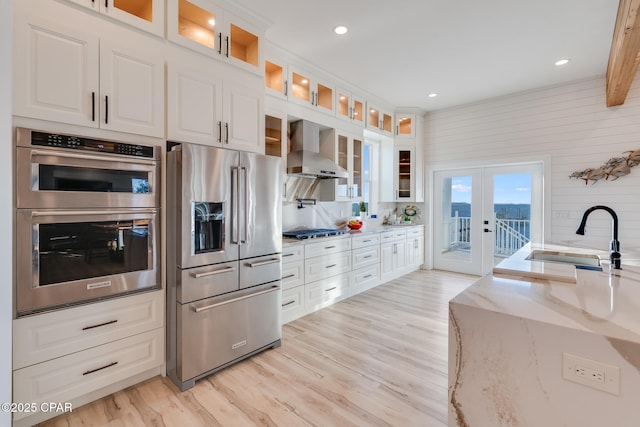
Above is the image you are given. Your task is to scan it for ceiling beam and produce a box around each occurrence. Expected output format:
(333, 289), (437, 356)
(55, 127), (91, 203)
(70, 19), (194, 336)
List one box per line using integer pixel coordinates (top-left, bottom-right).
(606, 0), (640, 107)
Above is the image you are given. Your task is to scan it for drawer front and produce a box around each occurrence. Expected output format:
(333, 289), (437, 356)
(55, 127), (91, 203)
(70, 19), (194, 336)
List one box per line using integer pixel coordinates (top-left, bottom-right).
(351, 233), (380, 249)
(281, 285), (306, 323)
(352, 245), (380, 270)
(406, 226), (424, 238)
(13, 328), (164, 421)
(178, 261), (239, 304)
(392, 229), (407, 240)
(282, 244), (304, 263)
(239, 254), (282, 289)
(14, 290), (164, 369)
(281, 259), (305, 290)
(352, 264), (380, 291)
(306, 274), (349, 310)
(305, 251), (351, 282)
(305, 237), (351, 259)
(380, 231), (394, 243)
(178, 284), (281, 381)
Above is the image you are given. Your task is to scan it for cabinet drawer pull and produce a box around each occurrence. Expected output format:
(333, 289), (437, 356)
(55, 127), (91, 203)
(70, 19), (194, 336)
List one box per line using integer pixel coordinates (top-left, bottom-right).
(282, 274), (295, 279)
(82, 319), (118, 331)
(324, 245), (337, 249)
(83, 361), (118, 376)
(247, 258), (280, 267)
(325, 286), (337, 292)
(282, 253), (295, 257)
(282, 300), (295, 307)
(191, 266), (235, 278)
(363, 239), (372, 243)
(325, 264), (337, 268)
(364, 255), (372, 259)
(364, 274), (373, 279)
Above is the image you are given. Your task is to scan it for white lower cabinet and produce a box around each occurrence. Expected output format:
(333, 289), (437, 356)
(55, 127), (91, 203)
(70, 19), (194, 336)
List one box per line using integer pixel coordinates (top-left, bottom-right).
(12, 290), (164, 426)
(281, 227), (423, 324)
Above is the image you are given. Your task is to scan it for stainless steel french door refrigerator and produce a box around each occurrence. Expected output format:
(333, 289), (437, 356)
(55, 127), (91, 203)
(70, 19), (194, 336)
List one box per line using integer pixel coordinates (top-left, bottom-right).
(167, 143), (282, 391)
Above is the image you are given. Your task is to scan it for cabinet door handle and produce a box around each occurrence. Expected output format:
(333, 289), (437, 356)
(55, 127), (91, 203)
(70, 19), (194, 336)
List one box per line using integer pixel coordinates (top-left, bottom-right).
(225, 35), (230, 58)
(83, 361), (117, 376)
(349, 106), (353, 119)
(217, 121), (222, 142)
(218, 32), (222, 55)
(82, 319), (117, 331)
(284, 79), (288, 97)
(283, 182), (287, 198)
(311, 91), (315, 106)
(225, 122), (229, 143)
(91, 92), (95, 121)
(104, 95), (109, 124)
(104, 0), (107, 8)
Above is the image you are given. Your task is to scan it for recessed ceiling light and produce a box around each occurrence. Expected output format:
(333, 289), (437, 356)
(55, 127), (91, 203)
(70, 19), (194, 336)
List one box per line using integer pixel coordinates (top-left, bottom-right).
(208, 18), (215, 27)
(555, 59), (570, 66)
(334, 25), (348, 35)
(428, 93), (438, 98)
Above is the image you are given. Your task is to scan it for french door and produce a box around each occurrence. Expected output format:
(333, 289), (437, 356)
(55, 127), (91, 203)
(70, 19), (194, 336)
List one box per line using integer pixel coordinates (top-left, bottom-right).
(433, 163), (542, 275)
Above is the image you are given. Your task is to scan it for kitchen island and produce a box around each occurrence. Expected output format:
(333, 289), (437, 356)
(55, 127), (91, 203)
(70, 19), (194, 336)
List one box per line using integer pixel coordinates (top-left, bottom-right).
(449, 244), (640, 426)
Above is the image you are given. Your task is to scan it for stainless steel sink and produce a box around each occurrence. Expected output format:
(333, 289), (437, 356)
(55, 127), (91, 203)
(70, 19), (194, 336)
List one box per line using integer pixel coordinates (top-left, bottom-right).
(525, 250), (601, 267)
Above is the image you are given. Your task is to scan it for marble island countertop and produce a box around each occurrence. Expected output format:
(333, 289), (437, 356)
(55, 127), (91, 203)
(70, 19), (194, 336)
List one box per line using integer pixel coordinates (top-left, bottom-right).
(449, 242), (640, 426)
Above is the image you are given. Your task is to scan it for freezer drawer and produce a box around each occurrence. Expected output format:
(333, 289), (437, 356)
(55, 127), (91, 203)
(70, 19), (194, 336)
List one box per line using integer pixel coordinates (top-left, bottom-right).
(176, 283), (281, 385)
(239, 254), (282, 289)
(176, 261), (239, 304)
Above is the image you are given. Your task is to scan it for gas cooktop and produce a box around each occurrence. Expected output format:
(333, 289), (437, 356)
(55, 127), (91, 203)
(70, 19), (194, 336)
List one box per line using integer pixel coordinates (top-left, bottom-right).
(283, 228), (346, 240)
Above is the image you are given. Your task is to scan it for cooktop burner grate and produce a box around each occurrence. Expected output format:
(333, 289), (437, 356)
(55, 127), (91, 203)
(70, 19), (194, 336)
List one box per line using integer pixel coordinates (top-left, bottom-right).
(283, 228), (346, 240)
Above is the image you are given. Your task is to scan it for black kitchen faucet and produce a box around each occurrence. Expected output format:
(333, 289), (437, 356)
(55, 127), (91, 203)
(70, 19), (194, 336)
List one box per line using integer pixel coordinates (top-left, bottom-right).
(576, 205), (621, 269)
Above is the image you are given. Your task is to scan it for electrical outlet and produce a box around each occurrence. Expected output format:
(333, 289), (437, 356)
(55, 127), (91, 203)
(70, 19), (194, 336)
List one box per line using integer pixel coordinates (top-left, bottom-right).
(562, 353), (620, 395)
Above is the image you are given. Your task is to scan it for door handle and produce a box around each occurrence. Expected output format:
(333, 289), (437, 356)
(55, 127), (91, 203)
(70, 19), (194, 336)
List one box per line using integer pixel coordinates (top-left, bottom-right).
(246, 258), (280, 268)
(192, 285), (279, 313)
(190, 266), (235, 278)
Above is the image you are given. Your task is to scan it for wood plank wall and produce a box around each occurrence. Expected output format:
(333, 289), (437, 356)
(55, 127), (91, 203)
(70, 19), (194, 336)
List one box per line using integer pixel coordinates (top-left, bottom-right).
(425, 72), (640, 252)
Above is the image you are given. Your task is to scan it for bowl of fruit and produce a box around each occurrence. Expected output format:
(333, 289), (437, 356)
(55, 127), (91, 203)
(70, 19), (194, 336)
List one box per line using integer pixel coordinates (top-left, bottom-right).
(347, 219), (363, 230)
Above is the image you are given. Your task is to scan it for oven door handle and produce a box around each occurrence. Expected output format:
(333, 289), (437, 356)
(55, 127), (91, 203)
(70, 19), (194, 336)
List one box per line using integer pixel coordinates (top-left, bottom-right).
(192, 285), (280, 313)
(31, 209), (157, 217)
(31, 149), (156, 166)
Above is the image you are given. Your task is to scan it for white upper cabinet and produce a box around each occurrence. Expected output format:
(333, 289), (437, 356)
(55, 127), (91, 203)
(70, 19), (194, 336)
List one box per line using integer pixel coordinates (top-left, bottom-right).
(64, 0), (164, 36)
(366, 103), (393, 136)
(336, 88), (365, 126)
(319, 131), (363, 201)
(395, 112), (416, 138)
(167, 0), (264, 75)
(264, 58), (287, 99)
(288, 67), (335, 116)
(13, 12), (165, 137)
(168, 52), (264, 153)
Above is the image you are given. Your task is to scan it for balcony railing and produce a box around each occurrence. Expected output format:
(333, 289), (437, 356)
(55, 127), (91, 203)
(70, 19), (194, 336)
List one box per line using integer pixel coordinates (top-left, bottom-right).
(448, 214), (529, 257)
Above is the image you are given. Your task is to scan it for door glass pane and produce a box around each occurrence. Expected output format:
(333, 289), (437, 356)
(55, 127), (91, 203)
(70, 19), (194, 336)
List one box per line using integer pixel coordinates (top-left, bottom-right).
(336, 135), (348, 197)
(338, 92), (349, 118)
(493, 173), (532, 262)
(317, 84), (333, 111)
(441, 176), (472, 262)
(398, 149), (411, 199)
(382, 113), (393, 132)
(178, 0), (217, 49)
(352, 139), (362, 198)
(114, 0), (153, 22)
(368, 108), (379, 128)
(353, 99), (363, 123)
(397, 116), (412, 135)
(230, 24), (259, 66)
(292, 72), (310, 102)
(39, 219), (150, 285)
(38, 164), (150, 193)
(265, 61), (283, 92)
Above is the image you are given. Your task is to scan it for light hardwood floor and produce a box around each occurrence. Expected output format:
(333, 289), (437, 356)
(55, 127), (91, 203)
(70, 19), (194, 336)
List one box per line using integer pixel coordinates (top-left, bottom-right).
(37, 270), (476, 427)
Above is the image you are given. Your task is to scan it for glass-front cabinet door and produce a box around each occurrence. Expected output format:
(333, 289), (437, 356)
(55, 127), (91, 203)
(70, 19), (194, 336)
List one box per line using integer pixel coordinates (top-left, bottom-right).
(67, 0), (164, 36)
(351, 137), (363, 199)
(395, 147), (414, 200)
(395, 113), (415, 138)
(336, 134), (349, 199)
(367, 104), (393, 135)
(322, 132), (363, 202)
(336, 88), (365, 126)
(168, 0), (263, 74)
(265, 59), (286, 98)
(288, 67), (335, 115)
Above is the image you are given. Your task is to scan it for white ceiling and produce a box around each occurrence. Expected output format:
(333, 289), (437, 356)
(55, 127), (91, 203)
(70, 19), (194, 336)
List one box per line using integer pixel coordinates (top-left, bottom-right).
(233, 0), (619, 111)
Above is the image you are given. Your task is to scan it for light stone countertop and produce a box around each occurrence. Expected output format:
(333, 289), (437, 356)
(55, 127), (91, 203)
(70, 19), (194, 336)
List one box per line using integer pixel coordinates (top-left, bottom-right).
(282, 224), (424, 247)
(452, 242), (640, 344)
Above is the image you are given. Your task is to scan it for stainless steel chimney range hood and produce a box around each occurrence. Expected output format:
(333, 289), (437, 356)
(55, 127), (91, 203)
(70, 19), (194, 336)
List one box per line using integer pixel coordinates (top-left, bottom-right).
(286, 120), (348, 179)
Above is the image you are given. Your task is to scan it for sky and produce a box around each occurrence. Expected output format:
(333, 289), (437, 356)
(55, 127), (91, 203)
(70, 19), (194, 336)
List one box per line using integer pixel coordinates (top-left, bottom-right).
(451, 173), (531, 204)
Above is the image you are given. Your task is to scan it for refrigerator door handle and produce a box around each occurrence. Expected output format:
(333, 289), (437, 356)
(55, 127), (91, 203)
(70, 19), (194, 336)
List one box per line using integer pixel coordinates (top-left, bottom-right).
(241, 166), (248, 244)
(231, 166), (240, 244)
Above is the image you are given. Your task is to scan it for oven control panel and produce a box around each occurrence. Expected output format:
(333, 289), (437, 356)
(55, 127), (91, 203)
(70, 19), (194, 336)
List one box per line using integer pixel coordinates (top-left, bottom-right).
(29, 130), (155, 158)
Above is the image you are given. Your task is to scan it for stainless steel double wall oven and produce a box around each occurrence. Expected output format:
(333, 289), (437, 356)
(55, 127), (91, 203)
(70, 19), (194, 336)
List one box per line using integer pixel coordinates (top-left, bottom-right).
(15, 128), (161, 316)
